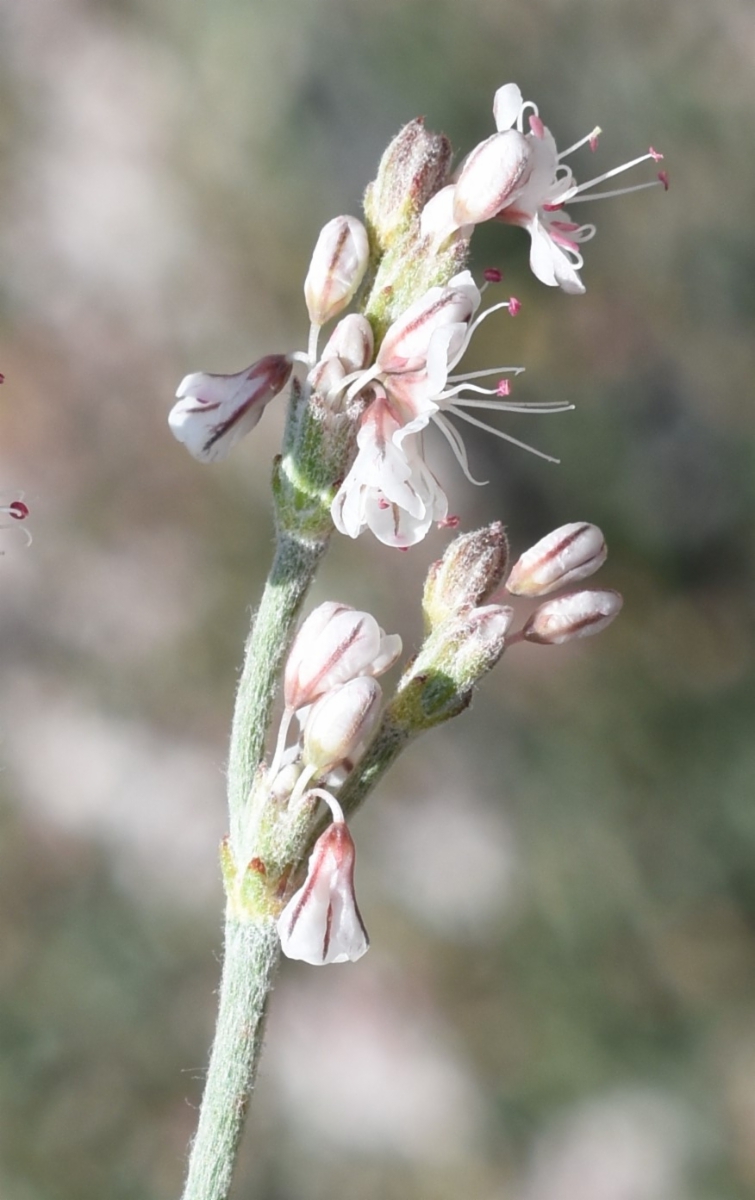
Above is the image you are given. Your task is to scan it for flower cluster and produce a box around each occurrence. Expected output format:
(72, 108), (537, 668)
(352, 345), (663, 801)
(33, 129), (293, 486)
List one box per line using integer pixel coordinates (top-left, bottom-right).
(271, 601), (402, 964)
(169, 83), (664, 549)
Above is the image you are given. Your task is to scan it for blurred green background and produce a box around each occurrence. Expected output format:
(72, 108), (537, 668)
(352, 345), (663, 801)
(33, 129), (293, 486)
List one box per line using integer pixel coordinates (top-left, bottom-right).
(1, 0), (754, 1197)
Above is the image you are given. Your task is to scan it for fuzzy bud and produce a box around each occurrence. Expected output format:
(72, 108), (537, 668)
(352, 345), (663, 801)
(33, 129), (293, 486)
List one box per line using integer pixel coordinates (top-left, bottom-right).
(285, 602), (401, 712)
(304, 216), (370, 327)
(507, 523), (608, 597)
(522, 589), (623, 645)
(452, 130), (532, 226)
(302, 676), (383, 775)
(423, 522), (509, 629)
(364, 118), (453, 248)
(170, 355), (292, 462)
(278, 815), (369, 965)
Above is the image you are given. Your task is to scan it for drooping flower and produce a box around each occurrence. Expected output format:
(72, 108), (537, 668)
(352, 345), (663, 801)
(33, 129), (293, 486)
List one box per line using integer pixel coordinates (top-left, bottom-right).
(277, 790), (369, 965)
(169, 354), (293, 462)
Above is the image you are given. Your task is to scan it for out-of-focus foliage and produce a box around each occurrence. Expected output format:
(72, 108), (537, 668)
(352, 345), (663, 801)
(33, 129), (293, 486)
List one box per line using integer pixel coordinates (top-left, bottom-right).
(1, 0), (754, 1197)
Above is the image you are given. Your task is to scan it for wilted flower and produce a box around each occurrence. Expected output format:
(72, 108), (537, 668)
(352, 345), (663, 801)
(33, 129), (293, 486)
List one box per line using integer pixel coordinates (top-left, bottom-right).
(170, 355), (293, 462)
(277, 790), (369, 965)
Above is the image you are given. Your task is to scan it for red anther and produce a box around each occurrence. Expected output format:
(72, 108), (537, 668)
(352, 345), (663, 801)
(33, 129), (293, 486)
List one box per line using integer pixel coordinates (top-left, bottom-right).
(508, 297), (521, 316)
(658, 170), (669, 191)
(528, 114), (545, 139)
(437, 514), (461, 529)
(8, 500), (29, 520)
(648, 146), (664, 162)
(483, 267), (503, 284)
(496, 379), (512, 397)
(0, 373), (5, 383)
(377, 496), (390, 510)
(542, 202), (565, 212)
(589, 133), (600, 152)
(397, 546), (409, 552)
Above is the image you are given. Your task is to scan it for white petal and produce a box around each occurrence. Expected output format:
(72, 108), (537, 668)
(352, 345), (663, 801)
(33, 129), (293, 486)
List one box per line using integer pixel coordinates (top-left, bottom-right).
(493, 83), (524, 132)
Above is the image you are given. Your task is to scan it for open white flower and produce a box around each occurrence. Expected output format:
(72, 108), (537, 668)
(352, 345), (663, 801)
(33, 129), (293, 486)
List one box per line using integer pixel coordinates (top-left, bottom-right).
(331, 273), (569, 544)
(423, 82), (666, 294)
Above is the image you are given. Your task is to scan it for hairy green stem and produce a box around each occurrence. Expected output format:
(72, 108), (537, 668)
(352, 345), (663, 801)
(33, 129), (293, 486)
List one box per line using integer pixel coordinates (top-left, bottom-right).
(227, 531), (327, 852)
(181, 917), (280, 1200)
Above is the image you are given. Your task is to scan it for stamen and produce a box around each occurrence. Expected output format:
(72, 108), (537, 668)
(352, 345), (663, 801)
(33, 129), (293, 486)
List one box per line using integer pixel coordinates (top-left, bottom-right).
(432, 413), (489, 486)
(564, 180), (665, 204)
(447, 406), (561, 464)
(437, 514), (461, 529)
(449, 398), (574, 414)
(483, 267), (503, 284)
(558, 126), (602, 159)
(528, 114), (545, 139)
(508, 297), (521, 316)
(556, 150), (664, 202)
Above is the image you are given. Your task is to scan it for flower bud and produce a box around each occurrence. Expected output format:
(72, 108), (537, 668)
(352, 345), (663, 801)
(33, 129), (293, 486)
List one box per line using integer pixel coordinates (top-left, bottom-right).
(320, 313), (375, 373)
(302, 676), (383, 775)
(278, 813), (369, 965)
(423, 522), (509, 629)
(452, 130), (532, 226)
(169, 354), (292, 462)
(507, 523), (608, 597)
(304, 216), (369, 327)
(522, 589), (623, 645)
(285, 602), (401, 712)
(364, 117), (453, 248)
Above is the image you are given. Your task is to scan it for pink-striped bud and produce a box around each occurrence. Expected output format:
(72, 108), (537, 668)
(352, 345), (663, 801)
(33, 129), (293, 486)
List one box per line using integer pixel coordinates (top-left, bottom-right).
(169, 354), (292, 462)
(507, 523), (608, 597)
(522, 589), (623, 645)
(302, 676), (382, 775)
(284, 602), (401, 712)
(320, 313), (375, 373)
(278, 810), (369, 965)
(304, 216), (370, 327)
(452, 130), (532, 225)
(377, 271), (481, 373)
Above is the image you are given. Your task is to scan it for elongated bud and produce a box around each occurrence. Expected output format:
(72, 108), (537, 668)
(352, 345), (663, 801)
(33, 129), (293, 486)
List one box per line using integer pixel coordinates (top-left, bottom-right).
(423, 522), (509, 629)
(364, 118), (453, 248)
(278, 801), (369, 965)
(284, 602), (401, 712)
(522, 589), (623, 645)
(304, 216), (369, 327)
(319, 313), (375, 373)
(507, 523), (608, 597)
(452, 130), (532, 225)
(302, 676), (382, 775)
(377, 270), (480, 373)
(169, 354), (292, 462)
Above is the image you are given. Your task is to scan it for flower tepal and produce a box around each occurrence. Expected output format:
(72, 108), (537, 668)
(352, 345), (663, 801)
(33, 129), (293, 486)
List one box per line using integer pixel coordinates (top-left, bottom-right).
(170, 355), (293, 462)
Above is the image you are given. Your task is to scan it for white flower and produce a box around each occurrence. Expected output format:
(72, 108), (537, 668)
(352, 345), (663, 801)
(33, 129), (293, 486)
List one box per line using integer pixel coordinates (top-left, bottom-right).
(278, 792), (369, 966)
(422, 82), (666, 294)
(169, 355), (293, 462)
(331, 393), (448, 548)
(304, 216), (370, 330)
(331, 273), (569, 544)
(302, 676), (383, 776)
